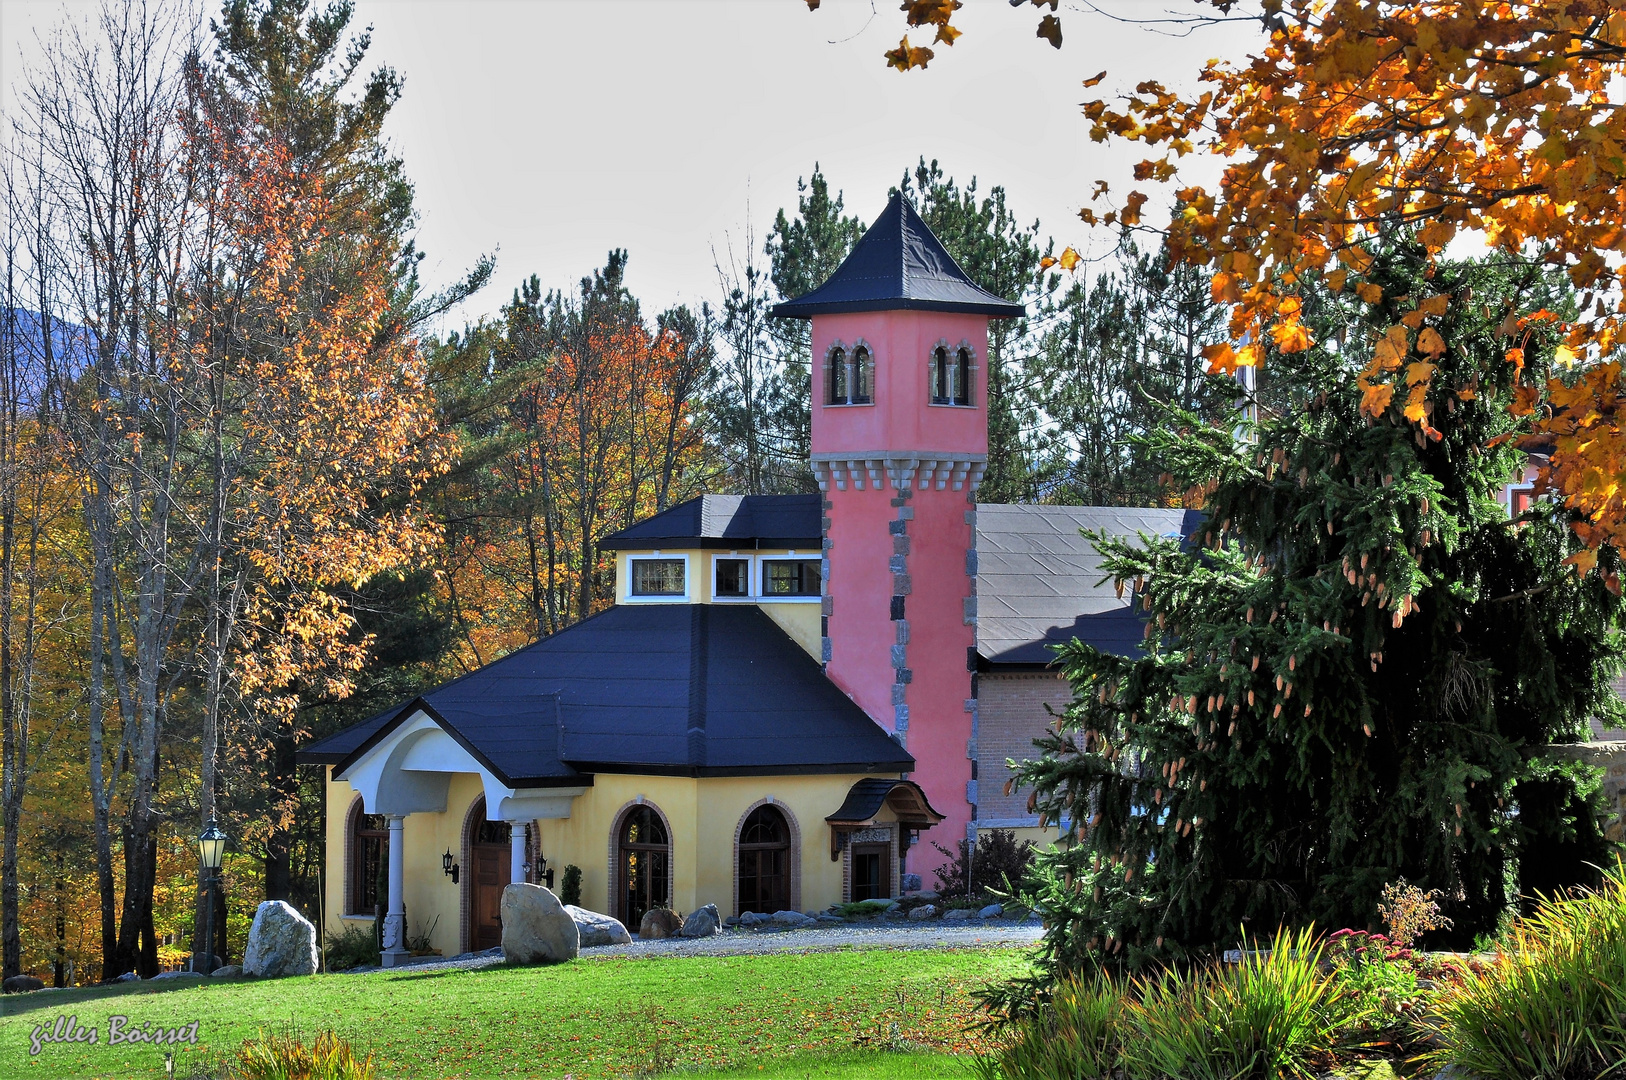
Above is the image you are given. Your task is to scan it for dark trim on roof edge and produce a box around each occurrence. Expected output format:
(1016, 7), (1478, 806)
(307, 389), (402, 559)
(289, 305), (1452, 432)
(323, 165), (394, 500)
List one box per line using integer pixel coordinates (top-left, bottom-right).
(975, 656), (1064, 674)
(770, 297), (1024, 320)
(599, 536), (822, 552)
(563, 760), (914, 778)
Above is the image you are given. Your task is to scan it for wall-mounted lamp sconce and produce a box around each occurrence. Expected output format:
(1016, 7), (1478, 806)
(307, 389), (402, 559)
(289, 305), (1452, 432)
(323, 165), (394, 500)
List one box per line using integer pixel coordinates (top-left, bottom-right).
(442, 849), (459, 884)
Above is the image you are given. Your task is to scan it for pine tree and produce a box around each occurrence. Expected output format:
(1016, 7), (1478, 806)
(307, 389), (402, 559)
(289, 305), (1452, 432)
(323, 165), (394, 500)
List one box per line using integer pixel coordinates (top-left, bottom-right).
(1006, 242), (1623, 989)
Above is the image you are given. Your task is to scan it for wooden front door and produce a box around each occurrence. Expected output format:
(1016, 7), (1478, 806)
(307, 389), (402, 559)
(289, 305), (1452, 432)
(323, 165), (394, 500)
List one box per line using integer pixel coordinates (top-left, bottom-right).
(851, 842), (891, 902)
(471, 821), (511, 950)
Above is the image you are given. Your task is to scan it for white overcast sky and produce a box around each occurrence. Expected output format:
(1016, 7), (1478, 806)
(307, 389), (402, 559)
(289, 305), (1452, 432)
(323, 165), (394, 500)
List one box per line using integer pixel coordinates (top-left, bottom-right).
(2, 0), (1265, 329)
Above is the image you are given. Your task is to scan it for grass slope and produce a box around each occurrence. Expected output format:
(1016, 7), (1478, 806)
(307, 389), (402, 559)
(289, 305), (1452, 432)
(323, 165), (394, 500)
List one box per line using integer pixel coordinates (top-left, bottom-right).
(0, 947), (1027, 1079)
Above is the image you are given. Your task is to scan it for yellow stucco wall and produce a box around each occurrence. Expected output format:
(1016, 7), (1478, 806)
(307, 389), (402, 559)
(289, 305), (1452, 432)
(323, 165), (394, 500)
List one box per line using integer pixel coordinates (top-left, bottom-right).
(324, 768), (483, 958)
(612, 548), (822, 660)
(324, 766), (885, 953)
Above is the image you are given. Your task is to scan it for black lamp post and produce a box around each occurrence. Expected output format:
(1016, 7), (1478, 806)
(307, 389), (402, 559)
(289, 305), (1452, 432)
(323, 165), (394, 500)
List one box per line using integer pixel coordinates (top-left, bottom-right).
(195, 818), (227, 974)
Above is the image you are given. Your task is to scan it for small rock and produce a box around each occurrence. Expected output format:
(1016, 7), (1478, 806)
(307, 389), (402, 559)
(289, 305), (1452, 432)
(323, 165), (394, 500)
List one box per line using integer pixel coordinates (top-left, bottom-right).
(884, 901), (902, 913)
(152, 971), (204, 981)
(566, 905), (632, 947)
(739, 910), (772, 927)
(243, 900), (319, 978)
(907, 904), (939, 921)
(816, 914), (844, 923)
(639, 907), (683, 940)
(943, 907), (973, 921)
(500, 883), (580, 965)
(3, 975), (44, 993)
(914, 890), (940, 902)
(978, 903), (1004, 919)
(112, 971), (141, 983)
(679, 904), (721, 938)
(211, 965), (243, 979)
(771, 909), (814, 927)
(723, 916), (741, 927)
(900, 873), (922, 892)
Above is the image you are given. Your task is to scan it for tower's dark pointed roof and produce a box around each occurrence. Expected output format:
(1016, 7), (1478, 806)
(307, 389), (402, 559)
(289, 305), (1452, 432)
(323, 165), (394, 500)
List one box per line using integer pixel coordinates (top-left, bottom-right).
(770, 192), (1026, 319)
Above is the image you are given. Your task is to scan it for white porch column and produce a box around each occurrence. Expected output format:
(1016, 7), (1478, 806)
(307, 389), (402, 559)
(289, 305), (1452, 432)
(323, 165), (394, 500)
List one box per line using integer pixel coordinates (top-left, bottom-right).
(509, 823), (527, 886)
(381, 814), (409, 968)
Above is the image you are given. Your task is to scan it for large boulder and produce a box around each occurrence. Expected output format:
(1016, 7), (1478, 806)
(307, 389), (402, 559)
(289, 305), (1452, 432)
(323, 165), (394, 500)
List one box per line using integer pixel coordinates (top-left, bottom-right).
(242, 901), (318, 978)
(771, 909), (814, 928)
(565, 905), (631, 947)
(3, 975), (43, 993)
(639, 908), (683, 939)
(501, 883), (579, 964)
(679, 904), (720, 938)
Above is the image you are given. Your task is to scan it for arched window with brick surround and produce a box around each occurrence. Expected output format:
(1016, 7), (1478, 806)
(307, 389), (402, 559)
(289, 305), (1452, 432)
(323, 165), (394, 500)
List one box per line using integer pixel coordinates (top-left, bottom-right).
(737, 805), (790, 913)
(733, 799), (801, 915)
(346, 797), (388, 916)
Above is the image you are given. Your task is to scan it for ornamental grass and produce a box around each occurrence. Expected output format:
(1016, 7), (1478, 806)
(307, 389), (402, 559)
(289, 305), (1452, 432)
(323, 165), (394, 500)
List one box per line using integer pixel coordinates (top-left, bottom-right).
(229, 1029), (377, 1080)
(975, 926), (1360, 1080)
(969, 972), (1125, 1080)
(1119, 926), (1357, 1080)
(1425, 860), (1626, 1080)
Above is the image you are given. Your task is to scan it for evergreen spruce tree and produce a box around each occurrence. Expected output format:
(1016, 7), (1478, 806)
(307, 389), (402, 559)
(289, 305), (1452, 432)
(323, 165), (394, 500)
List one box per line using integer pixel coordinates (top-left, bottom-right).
(1007, 243), (1623, 990)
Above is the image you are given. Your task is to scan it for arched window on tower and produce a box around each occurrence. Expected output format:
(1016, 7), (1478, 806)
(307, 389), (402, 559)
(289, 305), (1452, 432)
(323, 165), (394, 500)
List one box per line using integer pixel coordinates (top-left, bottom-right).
(932, 346), (972, 406)
(851, 346), (872, 404)
(827, 346), (848, 404)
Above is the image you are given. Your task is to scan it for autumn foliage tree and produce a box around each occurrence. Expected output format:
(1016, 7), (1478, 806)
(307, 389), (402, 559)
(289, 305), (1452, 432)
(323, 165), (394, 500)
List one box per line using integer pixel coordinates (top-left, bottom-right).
(841, 0), (1626, 556)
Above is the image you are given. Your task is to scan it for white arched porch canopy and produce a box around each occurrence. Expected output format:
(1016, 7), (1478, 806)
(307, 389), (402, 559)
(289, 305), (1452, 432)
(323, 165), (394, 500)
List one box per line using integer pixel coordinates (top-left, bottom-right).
(335, 709), (588, 823)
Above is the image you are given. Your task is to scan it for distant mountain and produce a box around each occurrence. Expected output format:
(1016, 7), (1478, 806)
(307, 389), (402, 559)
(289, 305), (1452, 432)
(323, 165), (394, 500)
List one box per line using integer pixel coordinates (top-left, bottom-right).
(2, 308), (95, 408)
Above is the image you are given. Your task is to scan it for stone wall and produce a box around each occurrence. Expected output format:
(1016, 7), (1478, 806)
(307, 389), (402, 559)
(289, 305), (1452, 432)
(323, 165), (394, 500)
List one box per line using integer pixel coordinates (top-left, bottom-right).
(1547, 741), (1626, 844)
(975, 671), (1071, 827)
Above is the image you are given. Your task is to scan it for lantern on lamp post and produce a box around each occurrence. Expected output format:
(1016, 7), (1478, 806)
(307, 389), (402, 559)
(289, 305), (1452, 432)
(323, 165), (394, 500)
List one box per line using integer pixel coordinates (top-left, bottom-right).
(195, 819), (227, 974)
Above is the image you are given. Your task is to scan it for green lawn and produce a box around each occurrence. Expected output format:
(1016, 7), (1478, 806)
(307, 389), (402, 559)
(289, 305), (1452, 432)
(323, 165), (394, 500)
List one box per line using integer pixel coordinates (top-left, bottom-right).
(0, 947), (1028, 1079)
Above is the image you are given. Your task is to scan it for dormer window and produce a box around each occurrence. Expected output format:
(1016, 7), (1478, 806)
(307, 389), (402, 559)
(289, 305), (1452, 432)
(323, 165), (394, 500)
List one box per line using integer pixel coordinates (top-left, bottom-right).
(931, 345), (971, 406)
(762, 557), (821, 597)
(826, 344), (872, 406)
(628, 555), (688, 599)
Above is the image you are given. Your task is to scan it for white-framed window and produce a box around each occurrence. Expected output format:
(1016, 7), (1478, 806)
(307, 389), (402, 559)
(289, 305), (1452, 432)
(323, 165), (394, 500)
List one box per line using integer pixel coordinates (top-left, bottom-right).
(1506, 482), (1536, 518)
(625, 553), (690, 602)
(759, 555), (822, 601)
(712, 554), (753, 601)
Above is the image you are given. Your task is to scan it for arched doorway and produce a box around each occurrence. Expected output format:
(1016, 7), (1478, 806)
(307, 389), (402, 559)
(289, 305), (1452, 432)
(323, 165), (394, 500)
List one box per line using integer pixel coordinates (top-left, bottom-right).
(615, 804), (670, 929)
(737, 805), (790, 914)
(467, 802), (511, 951)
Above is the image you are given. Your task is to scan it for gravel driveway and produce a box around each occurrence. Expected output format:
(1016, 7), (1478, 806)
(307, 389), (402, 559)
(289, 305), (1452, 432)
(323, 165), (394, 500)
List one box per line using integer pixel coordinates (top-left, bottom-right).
(347, 920), (1042, 976)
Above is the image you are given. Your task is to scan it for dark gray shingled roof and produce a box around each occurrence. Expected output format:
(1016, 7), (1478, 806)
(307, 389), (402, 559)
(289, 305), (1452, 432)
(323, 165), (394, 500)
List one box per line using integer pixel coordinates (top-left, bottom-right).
(599, 494), (821, 552)
(298, 603), (914, 783)
(769, 193), (1026, 320)
(975, 504), (1201, 667)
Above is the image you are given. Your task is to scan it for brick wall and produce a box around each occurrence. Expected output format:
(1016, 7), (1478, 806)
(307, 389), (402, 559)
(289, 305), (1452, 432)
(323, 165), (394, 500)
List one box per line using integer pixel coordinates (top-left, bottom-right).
(976, 671), (1071, 826)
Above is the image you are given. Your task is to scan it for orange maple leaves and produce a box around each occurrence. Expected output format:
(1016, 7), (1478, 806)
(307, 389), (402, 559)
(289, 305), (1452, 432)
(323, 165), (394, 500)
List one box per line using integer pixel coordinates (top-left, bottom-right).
(1066, 1), (1626, 553)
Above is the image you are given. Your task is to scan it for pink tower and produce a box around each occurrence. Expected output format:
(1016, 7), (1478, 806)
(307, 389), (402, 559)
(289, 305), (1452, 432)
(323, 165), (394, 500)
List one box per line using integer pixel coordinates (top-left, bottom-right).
(772, 193), (1024, 856)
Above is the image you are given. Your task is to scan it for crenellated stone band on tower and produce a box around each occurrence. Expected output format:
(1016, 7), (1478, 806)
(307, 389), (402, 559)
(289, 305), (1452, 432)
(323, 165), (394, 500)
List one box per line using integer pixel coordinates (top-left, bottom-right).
(772, 193), (1024, 853)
